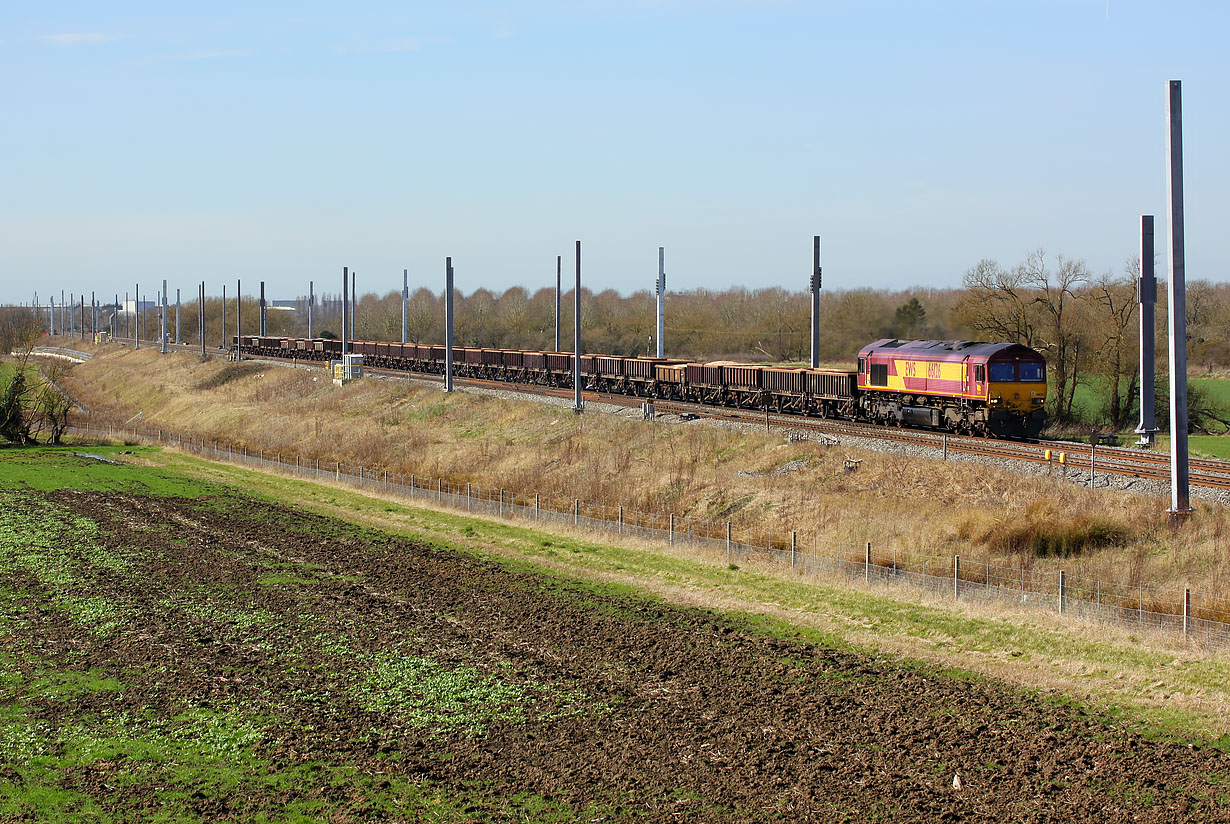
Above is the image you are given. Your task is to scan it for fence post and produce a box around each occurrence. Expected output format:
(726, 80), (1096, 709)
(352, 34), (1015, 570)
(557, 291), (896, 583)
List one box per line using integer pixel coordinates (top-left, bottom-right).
(535, 493), (540, 520)
(669, 513), (675, 546)
(954, 555), (960, 599)
(726, 521), (732, 560)
(467, 482), (472, 511)
(437, 478), (442, 504)
(1139, 586), (1143, 625)
(1020, 567), (1026, 602)
(791, 531), (797, 569)
(619, 506), (624, 536)
(865, 542), (871, 584)
(1184, 588), (1191, 640)
(574, 499), (579, 526)
(499, 488), (504, 518)
(335, 462), (339, 481)
(359, 466), (362, 486)
(1059, 570), (1066, 615)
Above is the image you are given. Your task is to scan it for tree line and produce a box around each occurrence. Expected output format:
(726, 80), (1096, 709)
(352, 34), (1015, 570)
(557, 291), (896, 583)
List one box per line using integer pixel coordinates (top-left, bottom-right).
(16, 249), (1230, 433)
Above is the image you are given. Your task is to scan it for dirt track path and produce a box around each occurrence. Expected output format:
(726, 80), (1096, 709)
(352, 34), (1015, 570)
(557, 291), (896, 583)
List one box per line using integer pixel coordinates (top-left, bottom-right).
(9, 487), (1230, 822)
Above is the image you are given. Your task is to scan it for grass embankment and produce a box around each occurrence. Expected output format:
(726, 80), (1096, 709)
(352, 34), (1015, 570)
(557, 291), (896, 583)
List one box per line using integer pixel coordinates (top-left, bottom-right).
(61, 344), (1230, 603)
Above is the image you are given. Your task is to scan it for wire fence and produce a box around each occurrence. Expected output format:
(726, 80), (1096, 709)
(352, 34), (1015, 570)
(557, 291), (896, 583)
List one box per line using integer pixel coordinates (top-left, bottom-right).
(70, 421), (1230, 651)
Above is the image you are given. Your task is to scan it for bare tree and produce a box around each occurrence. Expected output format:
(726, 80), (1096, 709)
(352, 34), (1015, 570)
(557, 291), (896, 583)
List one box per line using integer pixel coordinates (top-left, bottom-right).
(957, 259), (1039, 348)
(1021, 251), (1090, 420)
(1088, 263), (1139, 429)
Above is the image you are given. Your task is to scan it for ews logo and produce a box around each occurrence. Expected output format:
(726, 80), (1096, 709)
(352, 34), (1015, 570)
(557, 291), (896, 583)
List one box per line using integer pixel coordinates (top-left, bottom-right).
(901, 361), (943, 380)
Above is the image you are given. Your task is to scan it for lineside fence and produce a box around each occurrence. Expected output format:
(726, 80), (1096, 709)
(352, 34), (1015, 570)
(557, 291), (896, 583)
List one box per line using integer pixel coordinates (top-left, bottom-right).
(70, 421), (1230, 651)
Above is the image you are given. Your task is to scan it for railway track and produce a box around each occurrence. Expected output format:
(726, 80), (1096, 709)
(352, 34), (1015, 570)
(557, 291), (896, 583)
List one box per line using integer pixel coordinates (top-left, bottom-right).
(75, 340), (1230, 493)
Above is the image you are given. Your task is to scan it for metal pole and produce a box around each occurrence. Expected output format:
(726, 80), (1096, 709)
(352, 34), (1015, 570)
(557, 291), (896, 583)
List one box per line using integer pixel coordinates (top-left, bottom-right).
(555, 254), (561, 352)
(160, 280), (167, 353)
(221, 284), (226, 349)
(175, 288), (181, 344)
(134, 285), (140, 349)
(307, 280), (314, 339)
(573, 240), (583, 413)
(1136, 215), (1159, 446)
(49, 295), (55, 336)
(342, 267), (349, 357)
(259, 281), (267, 336)
(236, 279), (242, 360)
(1165, 80), (1191, 519)
(351, 274), (356, 338)
(91, 291), (96, 336)
(656, 246), (665, 359)
(200, 282), (206, 357)
(444, 258), (454, 392)
(811, 234), (821, 369)
(402, 269), (408, 344)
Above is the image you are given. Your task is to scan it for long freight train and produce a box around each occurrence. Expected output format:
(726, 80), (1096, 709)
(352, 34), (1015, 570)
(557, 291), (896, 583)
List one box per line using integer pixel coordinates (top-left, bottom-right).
(236, 335), (1048, 438)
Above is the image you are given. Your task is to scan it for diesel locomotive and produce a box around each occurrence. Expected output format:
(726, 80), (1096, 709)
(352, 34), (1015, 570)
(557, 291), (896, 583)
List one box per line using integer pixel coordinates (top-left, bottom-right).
(235, 335), (1048, 439)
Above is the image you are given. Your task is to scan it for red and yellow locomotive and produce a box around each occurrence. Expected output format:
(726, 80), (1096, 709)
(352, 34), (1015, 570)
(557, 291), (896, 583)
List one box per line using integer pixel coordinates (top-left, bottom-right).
(856, 339), (1046, 438)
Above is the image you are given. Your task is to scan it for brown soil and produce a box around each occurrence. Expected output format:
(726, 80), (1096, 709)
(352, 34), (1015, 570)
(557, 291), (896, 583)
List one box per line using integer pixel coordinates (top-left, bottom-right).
(9, 487), (1230, 822)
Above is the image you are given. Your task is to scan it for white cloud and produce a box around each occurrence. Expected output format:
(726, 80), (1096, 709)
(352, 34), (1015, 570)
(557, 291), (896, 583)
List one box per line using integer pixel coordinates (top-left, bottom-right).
(41, 33), (118, 46)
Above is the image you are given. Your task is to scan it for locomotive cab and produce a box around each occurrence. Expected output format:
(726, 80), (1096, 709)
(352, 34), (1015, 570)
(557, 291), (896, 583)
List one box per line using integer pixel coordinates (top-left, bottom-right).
(984, 353), (1046, 438)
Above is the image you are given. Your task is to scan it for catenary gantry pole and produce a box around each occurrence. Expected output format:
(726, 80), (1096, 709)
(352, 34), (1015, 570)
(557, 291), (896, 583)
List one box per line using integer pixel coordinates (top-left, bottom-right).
(160, 280), (168, 353)
(259, 281), (267, 336)
(308, 280), (314, 339)
(573, 240), (583, 413)
(656, 247), (665, 359)
(91, 291), (97, 337)
(402, 269), (408, 344)
(555, 255), (562, 352)
(134, 285), (140, 349)
(444, 258), (454, 393)
(236, 280), (242, 360)
(49, 296), (55, 336)
(351, 274), (356, 339)
(341, 267), (349, 357)
(175, 289), (181, 345)
(221, 284), (226, 350)
(200, 282), (206, 357)
(810, 235), (821, 369)
(1166, 80), (1191, 519)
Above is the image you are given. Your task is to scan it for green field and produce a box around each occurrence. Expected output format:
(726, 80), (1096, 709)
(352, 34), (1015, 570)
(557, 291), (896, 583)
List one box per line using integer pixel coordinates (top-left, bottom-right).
(4, 445), (1230, 821)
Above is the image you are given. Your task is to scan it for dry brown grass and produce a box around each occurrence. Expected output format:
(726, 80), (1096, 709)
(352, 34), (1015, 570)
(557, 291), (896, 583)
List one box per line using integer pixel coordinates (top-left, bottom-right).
(62, 345), (1230, 605)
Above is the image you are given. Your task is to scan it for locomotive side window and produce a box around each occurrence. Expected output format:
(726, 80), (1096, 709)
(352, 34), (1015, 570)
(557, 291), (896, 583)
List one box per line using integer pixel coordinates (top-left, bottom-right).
(975, 365), (985, 383)
(989, 362), (1015, 382)
(858, 357), (865, 374)
(1018, 362), (1045, 381)
(870, 363), (888, 386)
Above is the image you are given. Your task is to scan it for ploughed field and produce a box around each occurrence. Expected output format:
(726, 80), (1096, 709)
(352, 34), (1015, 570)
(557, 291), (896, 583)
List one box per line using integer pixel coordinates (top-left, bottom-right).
(2, 450), (1229, 822)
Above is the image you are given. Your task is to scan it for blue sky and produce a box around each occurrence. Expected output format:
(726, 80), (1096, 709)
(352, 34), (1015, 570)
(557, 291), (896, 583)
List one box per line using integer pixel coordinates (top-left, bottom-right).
(3, 1), (1227, 304)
